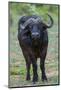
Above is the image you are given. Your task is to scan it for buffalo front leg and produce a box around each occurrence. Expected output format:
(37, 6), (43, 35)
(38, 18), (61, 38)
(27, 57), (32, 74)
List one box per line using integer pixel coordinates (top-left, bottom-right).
(40, 47), (47, 81)
(30, 54), (38, 83)
(18, 40), (31, 81)
(22, 50), (31, 81)
(26, 60), (31, 80)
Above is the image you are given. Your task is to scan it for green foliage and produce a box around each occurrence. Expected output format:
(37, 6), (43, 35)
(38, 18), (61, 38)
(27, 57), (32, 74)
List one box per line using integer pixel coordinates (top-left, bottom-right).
(9, 2), (59, 27)
(9, 3), (58, 15)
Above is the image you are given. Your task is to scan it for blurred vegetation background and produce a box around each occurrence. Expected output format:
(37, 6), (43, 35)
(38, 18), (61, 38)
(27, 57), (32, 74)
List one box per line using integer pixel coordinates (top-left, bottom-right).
(9, 2), (58, 27)
(9, 2), (59, 87)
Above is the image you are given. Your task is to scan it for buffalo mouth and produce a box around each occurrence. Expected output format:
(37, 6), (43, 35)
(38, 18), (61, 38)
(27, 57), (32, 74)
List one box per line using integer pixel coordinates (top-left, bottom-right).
(32, 38), (40, 47)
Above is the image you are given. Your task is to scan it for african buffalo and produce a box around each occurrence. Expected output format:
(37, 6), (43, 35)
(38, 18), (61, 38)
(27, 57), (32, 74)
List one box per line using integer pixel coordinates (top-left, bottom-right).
(18, 14), (53, 83)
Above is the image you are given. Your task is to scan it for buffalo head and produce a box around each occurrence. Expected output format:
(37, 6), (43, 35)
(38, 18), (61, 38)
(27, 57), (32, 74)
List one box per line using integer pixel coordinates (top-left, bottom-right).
(20, 14), (53, 42)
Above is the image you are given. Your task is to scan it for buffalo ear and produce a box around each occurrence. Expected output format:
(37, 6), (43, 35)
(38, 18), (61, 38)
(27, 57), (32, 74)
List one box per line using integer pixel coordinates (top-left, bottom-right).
(42, 23), (47, 30)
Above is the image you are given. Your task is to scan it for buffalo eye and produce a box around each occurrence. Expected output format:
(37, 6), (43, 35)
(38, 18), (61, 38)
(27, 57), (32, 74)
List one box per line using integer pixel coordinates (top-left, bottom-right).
(42, 24), (47, 30)
(43, 26), (46, 29)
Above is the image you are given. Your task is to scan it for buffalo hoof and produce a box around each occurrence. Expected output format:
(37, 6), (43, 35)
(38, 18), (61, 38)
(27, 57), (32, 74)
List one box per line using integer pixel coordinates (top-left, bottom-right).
(26, 76), (31, 81)
(33, 75), (38, 83)
(42, 75), (47, 81)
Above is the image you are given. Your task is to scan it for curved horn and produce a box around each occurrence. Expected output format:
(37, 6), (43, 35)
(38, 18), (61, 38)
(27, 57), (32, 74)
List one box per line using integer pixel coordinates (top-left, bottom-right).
(20, 18), (36, 29)
(20, 17), (42, 29)
(45, 14), (53, 28)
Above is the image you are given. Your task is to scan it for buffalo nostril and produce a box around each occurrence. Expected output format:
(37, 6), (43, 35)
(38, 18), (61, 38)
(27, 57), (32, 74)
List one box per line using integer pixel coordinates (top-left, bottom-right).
(32, 32), (40, 39)
(32, 32), (39, 36)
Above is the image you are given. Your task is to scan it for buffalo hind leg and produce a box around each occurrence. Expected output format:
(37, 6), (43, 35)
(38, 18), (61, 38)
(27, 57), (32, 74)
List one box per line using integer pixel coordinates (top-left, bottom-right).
(40, 47), (47, 81)
(40, 59), (47, 81)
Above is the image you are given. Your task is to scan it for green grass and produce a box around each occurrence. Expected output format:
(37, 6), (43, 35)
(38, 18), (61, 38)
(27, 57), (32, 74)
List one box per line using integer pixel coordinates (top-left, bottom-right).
(9, 13), (59, 87)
